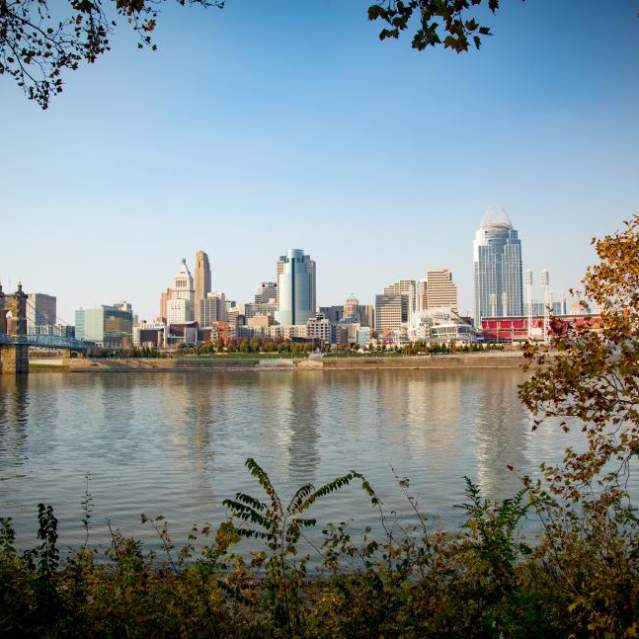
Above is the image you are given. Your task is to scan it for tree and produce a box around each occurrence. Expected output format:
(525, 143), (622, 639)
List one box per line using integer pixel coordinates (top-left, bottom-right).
(520, 215), (639, 502)
(0, 0), (224, 109)
(367, 0), (511, 53)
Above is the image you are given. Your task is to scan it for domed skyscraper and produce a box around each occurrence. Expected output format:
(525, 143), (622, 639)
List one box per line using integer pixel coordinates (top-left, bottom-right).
(473, 208), (523, 327)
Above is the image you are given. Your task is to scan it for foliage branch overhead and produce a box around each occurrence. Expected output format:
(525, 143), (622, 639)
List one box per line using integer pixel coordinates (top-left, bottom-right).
(0, 0), (224, 109)
(367, 0), (509, 52)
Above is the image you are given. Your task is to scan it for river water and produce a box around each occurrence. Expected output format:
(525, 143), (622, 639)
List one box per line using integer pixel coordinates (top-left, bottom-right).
(0, 369), (585, 552)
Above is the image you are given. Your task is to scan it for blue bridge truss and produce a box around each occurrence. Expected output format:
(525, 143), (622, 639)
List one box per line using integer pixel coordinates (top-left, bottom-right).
(0, 333), (89, 351)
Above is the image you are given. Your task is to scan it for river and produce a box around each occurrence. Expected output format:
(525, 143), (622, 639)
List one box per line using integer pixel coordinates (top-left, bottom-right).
(0, 369), (583, 552)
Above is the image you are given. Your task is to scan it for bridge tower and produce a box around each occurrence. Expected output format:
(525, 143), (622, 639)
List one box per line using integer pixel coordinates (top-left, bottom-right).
(0, 283), (29, 375)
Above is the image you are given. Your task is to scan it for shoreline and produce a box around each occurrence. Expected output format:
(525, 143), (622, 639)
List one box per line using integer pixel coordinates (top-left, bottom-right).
(28, 351), (524, 372)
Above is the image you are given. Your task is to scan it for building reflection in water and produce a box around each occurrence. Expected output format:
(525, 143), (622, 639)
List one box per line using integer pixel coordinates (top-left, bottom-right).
(0, 375), (30, 474)
(0, 368), (546, 551)
(472, 369), (530, 503)
(285, 372), (320, 485)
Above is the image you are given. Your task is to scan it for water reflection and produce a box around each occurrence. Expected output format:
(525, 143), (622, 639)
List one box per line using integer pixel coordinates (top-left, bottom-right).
(473, 370), (530, 502)
(0, 375), (30, 478)
(285, 373), (320, 484)
(0, 369), (588, 550)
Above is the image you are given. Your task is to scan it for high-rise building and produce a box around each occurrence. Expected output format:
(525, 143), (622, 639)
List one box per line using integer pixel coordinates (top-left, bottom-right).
(426, 269), (458, 310)
(243, 302), (277, 320)
(358, 304), (375, 328)
(375, 294), (409, 335)
(343, 294), (359, 321)
(164, 259), (195, 324)
(75, 305), (133, 348)
(194, 250), (211, 324)
(113, 301), (133, 313)
(416, 280), (428, 312)
(26, 293), (56, 333)
(275, 249), (316, 325)
(200, 291), (227, 326)
(319, 305), (343, 323)
(473, 208), (523, 325)
(255, 281), (277, 304)
(384, 280), (417, 313)
(160, 287), (172, 322)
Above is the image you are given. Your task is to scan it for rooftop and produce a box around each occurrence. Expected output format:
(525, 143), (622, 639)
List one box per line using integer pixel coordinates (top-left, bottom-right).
(480, 207), (513, 230)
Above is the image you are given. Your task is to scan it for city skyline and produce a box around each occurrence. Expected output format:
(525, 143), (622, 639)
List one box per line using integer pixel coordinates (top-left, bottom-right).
(1, 2), (637, 322)
(2, 210), (596, 327)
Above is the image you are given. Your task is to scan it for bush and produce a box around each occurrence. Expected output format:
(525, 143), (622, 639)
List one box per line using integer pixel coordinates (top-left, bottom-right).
(2, 459), (638, 638)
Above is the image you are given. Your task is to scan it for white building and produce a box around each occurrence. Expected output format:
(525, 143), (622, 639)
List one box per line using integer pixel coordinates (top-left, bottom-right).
(408, 307), (477, 344)
(268, 324), (308, 340)
(166, 259), (195, 324)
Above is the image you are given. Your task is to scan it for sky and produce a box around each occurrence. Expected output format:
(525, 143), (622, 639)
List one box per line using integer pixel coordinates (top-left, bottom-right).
(1, 0), (638, 323)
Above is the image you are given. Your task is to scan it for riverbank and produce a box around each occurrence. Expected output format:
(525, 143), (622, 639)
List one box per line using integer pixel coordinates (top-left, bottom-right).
(29, 351), (524, 372)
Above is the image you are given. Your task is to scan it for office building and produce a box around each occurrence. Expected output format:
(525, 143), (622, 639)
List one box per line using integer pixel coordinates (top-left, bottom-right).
(375, 293), (409, 335)
(75, 305), (133, 348)
(200, 291), (227, 326)
(473, 208), (523, 326)
(275, 249), (316, 325)
(426, 269), (458, 310)
(384, 280), (417, 314)
(255, 281), (277, 304)
(356, 326), (371, 348)
(358, 304), (375, 328)
(113, 301), (133, 313)
(268, 324), (308, 341)
(26, 293), (56, 333)
(343, 294), (359, 321)
(34, 324), (75, 338)
(319, 305), (343, 323)
(243, 302), (277, 319)
(164, 258), (195, 324)
(194, 250), (212, 324)
(133, 321), (167, 349)
(160, 287), (172, 322)
(306, 313), (335, 344)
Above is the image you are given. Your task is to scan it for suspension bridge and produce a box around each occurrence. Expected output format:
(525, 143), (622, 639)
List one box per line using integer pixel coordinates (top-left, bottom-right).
(0, 283), (88, 375)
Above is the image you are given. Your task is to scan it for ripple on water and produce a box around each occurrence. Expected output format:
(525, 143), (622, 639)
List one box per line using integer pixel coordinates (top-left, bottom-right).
(0, 369), (609, 552)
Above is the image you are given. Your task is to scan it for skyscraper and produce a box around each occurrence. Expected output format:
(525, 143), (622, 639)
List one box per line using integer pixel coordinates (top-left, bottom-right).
(275, 249), (316, 325)
(343, 294), (359, 321)
(426, 269), (458, 310)
(473, 208), (523, 325)
(255, 281), (277, 304)
(26, 293), (56, 332)
(166, 258), (195, 324)
(194, 250), (211, 324)
(375, 294), (408, 335)
(384, 280), (417, 314)
(200, 291), (227, 326)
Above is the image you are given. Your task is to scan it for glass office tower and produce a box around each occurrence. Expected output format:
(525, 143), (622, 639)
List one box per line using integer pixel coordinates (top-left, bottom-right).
(275, 249), (316, 325)
(473, 208), (523, 326)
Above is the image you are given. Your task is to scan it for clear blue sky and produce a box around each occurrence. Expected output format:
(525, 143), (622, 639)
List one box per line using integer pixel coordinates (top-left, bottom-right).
(1, 0), (638, 322)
